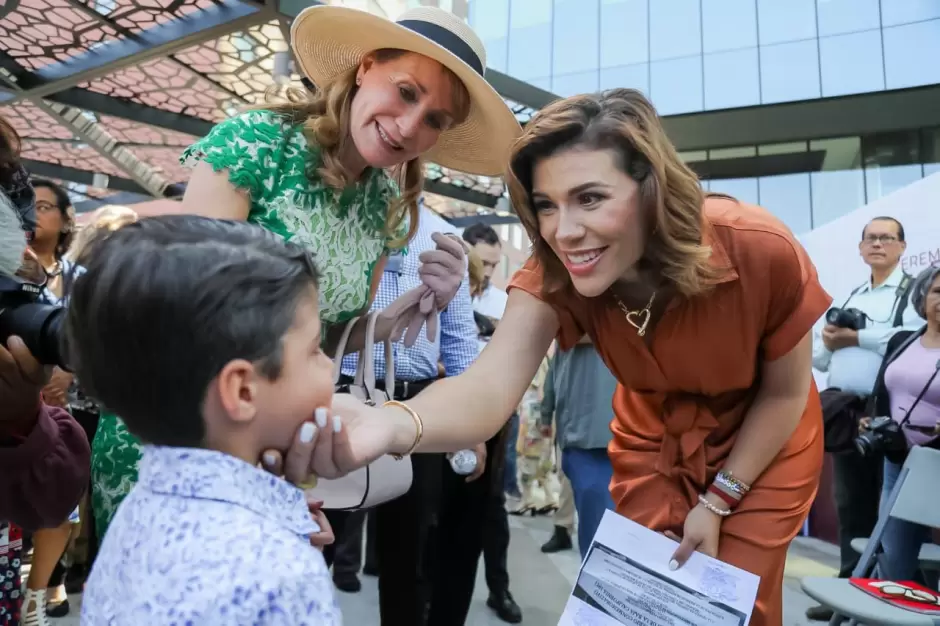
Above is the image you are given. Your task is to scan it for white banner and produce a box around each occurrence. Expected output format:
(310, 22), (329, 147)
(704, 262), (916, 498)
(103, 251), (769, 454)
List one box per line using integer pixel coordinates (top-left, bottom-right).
(799, 172), (940, 387)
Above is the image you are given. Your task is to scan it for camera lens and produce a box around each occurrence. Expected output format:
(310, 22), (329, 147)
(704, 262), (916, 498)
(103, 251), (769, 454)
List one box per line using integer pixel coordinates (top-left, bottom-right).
(826, 308), (841, 325)
(0, 302), (68, 370)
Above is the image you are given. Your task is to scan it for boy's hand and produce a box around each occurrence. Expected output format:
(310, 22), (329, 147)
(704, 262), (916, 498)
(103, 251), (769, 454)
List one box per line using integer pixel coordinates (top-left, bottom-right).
(306, 498), (334, 551)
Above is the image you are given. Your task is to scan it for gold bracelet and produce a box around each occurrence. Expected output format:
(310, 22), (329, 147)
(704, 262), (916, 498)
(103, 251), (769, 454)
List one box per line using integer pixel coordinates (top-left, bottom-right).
(384, 400), (423, 460)
(697, 493), (732, 517)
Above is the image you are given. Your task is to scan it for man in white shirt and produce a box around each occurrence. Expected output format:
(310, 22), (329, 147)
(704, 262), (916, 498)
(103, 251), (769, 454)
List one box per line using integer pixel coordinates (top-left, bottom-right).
(806, 216), (922, 622)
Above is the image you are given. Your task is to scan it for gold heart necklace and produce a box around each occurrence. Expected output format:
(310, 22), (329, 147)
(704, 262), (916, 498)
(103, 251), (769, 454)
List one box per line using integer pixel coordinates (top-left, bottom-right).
(615, 291), (657, 337)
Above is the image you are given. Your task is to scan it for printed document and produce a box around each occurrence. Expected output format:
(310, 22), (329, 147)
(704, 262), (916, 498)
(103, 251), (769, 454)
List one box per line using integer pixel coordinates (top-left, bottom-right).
(559, 510), (760, 626)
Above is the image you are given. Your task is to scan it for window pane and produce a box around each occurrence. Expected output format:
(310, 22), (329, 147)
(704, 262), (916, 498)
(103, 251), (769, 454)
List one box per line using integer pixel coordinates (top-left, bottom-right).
(866, 165), (924, 202)
(650, 56), (703, 115)
(810, 138), (865, 228)
(599, 64), (649, 94)
(702, 0), (757, 54)
(703, 47), (759, 110)
(702, 0), (757, 53)
(756, 0), (815, 45)
(816, 0), (880, 36)
(759, 39), (821, 104)
(883, 20), (940, 90)
(600, 0), (649, 67)
(650, 0), (701, 61)
(709, 177), (758, 204)
(759, 173), (813, 235)
(553, 0), (600, 75)
(552, 71), (600, 97)
(863, 131), (920, 168)
(470, 0), (510, 71)
(881, 0), (940, 27)
(819, 30), (885, 97)
(507, 0), (552, 80)
(924, 127), (940, 168)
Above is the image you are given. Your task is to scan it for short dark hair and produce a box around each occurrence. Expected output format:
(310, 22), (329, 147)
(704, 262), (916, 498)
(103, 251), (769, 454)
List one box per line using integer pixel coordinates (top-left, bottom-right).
(462, 222), (500, 247)
(863, 216), (905, 242)
(66, 215), (320, 447)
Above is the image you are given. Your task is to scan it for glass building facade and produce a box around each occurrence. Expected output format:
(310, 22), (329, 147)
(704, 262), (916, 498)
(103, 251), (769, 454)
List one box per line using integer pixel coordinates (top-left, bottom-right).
(468, 0), (940, 112)
(693, 127), (940, 235)
(468, 0), (940, 235)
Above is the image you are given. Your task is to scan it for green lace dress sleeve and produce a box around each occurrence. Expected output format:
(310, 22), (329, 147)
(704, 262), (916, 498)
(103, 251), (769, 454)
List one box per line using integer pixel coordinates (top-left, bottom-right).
(180, 110), (293, 204)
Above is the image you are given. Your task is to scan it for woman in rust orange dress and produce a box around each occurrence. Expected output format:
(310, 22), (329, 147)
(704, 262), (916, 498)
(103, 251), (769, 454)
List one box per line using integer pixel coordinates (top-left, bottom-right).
(288, 88), (832, 626)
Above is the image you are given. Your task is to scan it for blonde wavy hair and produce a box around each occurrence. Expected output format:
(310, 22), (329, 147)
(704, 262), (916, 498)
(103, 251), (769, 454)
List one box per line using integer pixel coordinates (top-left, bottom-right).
(466, 245), (486, 299)
(263, 49), (471, 248)
(506, 88), (725, 299)
(67, 205), (139, 263)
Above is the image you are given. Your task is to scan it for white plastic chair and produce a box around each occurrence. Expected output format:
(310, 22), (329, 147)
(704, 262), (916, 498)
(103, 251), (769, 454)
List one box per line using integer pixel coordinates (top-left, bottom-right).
(801, 446), (940, 626)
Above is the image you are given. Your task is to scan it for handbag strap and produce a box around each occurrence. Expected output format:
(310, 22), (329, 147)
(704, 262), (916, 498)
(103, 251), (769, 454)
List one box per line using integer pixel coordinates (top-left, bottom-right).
(353, 312), (395, 404)
(363, 312), (395, 402)
(332, 317), (359, 387)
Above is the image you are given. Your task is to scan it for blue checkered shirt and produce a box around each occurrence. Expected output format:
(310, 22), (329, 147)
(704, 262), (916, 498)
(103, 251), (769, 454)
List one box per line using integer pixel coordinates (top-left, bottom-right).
(341, 207), (478, 381)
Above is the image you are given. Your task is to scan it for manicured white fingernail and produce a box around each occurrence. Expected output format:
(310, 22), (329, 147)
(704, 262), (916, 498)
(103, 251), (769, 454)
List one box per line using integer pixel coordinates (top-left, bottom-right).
(263, 452), (277, 467)
(300, 422), (317, 444)
(315, 407), (328, 428)
(669, 559), (679, 571)
(332, 415), (342, 433)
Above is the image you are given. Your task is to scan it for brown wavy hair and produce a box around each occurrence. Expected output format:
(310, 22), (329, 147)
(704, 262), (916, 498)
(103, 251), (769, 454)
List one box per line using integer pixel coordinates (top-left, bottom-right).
(263, 49), (470, 248)
(506, 88), (724, 299)
(0, 114), (22, 188)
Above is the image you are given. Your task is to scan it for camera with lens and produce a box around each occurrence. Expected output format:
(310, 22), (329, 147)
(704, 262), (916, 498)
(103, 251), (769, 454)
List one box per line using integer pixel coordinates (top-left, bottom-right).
(855, 416), (907, 462)
(826, 307), (867, 331)
(0, 250), (69, 370)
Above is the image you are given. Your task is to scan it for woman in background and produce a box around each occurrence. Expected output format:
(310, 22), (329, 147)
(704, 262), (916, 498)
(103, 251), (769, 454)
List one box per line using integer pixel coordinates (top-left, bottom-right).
(867, 264), (940, 585)
(22, 179), (79, 625)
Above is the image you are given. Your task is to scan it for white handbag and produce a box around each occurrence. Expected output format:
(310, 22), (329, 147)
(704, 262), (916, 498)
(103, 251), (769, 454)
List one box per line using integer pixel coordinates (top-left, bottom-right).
(304, 311), (413, 510)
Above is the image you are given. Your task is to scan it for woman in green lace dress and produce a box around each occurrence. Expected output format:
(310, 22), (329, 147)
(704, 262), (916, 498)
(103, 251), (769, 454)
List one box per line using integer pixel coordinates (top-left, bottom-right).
(88, 5), (520, 545)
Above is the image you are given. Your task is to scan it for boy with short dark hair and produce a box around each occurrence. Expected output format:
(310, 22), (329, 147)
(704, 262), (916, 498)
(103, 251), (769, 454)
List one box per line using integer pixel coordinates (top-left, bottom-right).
(69, 215), (340, 625)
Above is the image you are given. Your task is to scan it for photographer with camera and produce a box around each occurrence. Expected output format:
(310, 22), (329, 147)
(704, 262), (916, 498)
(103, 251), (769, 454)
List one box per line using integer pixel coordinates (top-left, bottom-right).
(807, 216), (923, 621)
(0, 115), (90, 625)
(861, 264), (940, 585)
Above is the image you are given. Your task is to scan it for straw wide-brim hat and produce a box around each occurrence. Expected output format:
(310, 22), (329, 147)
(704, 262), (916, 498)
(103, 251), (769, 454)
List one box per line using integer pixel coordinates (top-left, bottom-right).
(290, 5), (522, 177)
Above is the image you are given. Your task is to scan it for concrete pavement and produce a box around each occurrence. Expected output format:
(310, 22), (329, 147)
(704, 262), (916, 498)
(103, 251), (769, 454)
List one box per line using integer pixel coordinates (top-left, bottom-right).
(46, 513), (838, 625)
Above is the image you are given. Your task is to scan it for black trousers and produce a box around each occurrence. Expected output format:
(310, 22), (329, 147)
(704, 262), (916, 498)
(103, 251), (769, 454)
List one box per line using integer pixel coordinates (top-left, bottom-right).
(425, 428), (510, 626)
(832, 449), (883, 577)
(376, 453), (445, 625)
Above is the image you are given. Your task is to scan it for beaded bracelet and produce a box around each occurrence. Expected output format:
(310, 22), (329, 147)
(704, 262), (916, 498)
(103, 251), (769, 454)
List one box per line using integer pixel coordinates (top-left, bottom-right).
(697, 493), (732, 517)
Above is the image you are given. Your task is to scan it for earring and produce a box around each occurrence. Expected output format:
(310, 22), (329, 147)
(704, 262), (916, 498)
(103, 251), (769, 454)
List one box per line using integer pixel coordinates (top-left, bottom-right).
(356, 76), (362, 86)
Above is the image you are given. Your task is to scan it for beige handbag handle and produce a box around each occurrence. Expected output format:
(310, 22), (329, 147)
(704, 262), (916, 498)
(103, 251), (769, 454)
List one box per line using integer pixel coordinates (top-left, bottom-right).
(359, 311), (395, 400)
(332, 313), (395, 404)
(331, 316), (358, 387)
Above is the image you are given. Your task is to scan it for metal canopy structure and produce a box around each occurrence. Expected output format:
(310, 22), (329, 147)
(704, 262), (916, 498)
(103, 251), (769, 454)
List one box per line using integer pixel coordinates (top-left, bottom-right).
(0, 0), (552, 220)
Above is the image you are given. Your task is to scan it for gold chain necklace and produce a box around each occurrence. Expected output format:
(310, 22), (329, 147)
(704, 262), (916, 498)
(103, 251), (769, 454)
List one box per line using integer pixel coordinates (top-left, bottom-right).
(615, 291), (657, 337)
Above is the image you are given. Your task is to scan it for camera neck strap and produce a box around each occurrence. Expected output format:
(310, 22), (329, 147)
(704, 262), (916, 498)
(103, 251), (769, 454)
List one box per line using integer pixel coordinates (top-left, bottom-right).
(897, 360), (940, 429)
(841, 272), (913, 327)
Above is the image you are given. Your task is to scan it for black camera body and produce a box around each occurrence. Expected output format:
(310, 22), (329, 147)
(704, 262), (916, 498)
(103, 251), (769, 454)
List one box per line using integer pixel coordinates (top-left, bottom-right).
(855, 416), (908, 463)
(826, 306), (867, 331)
(0, 274), (68, 369)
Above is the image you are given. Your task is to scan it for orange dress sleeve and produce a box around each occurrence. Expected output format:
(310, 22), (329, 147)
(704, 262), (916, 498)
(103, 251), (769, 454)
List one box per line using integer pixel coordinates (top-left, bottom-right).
(758, 232), (832, 361)
(507, 257), (586, 351)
